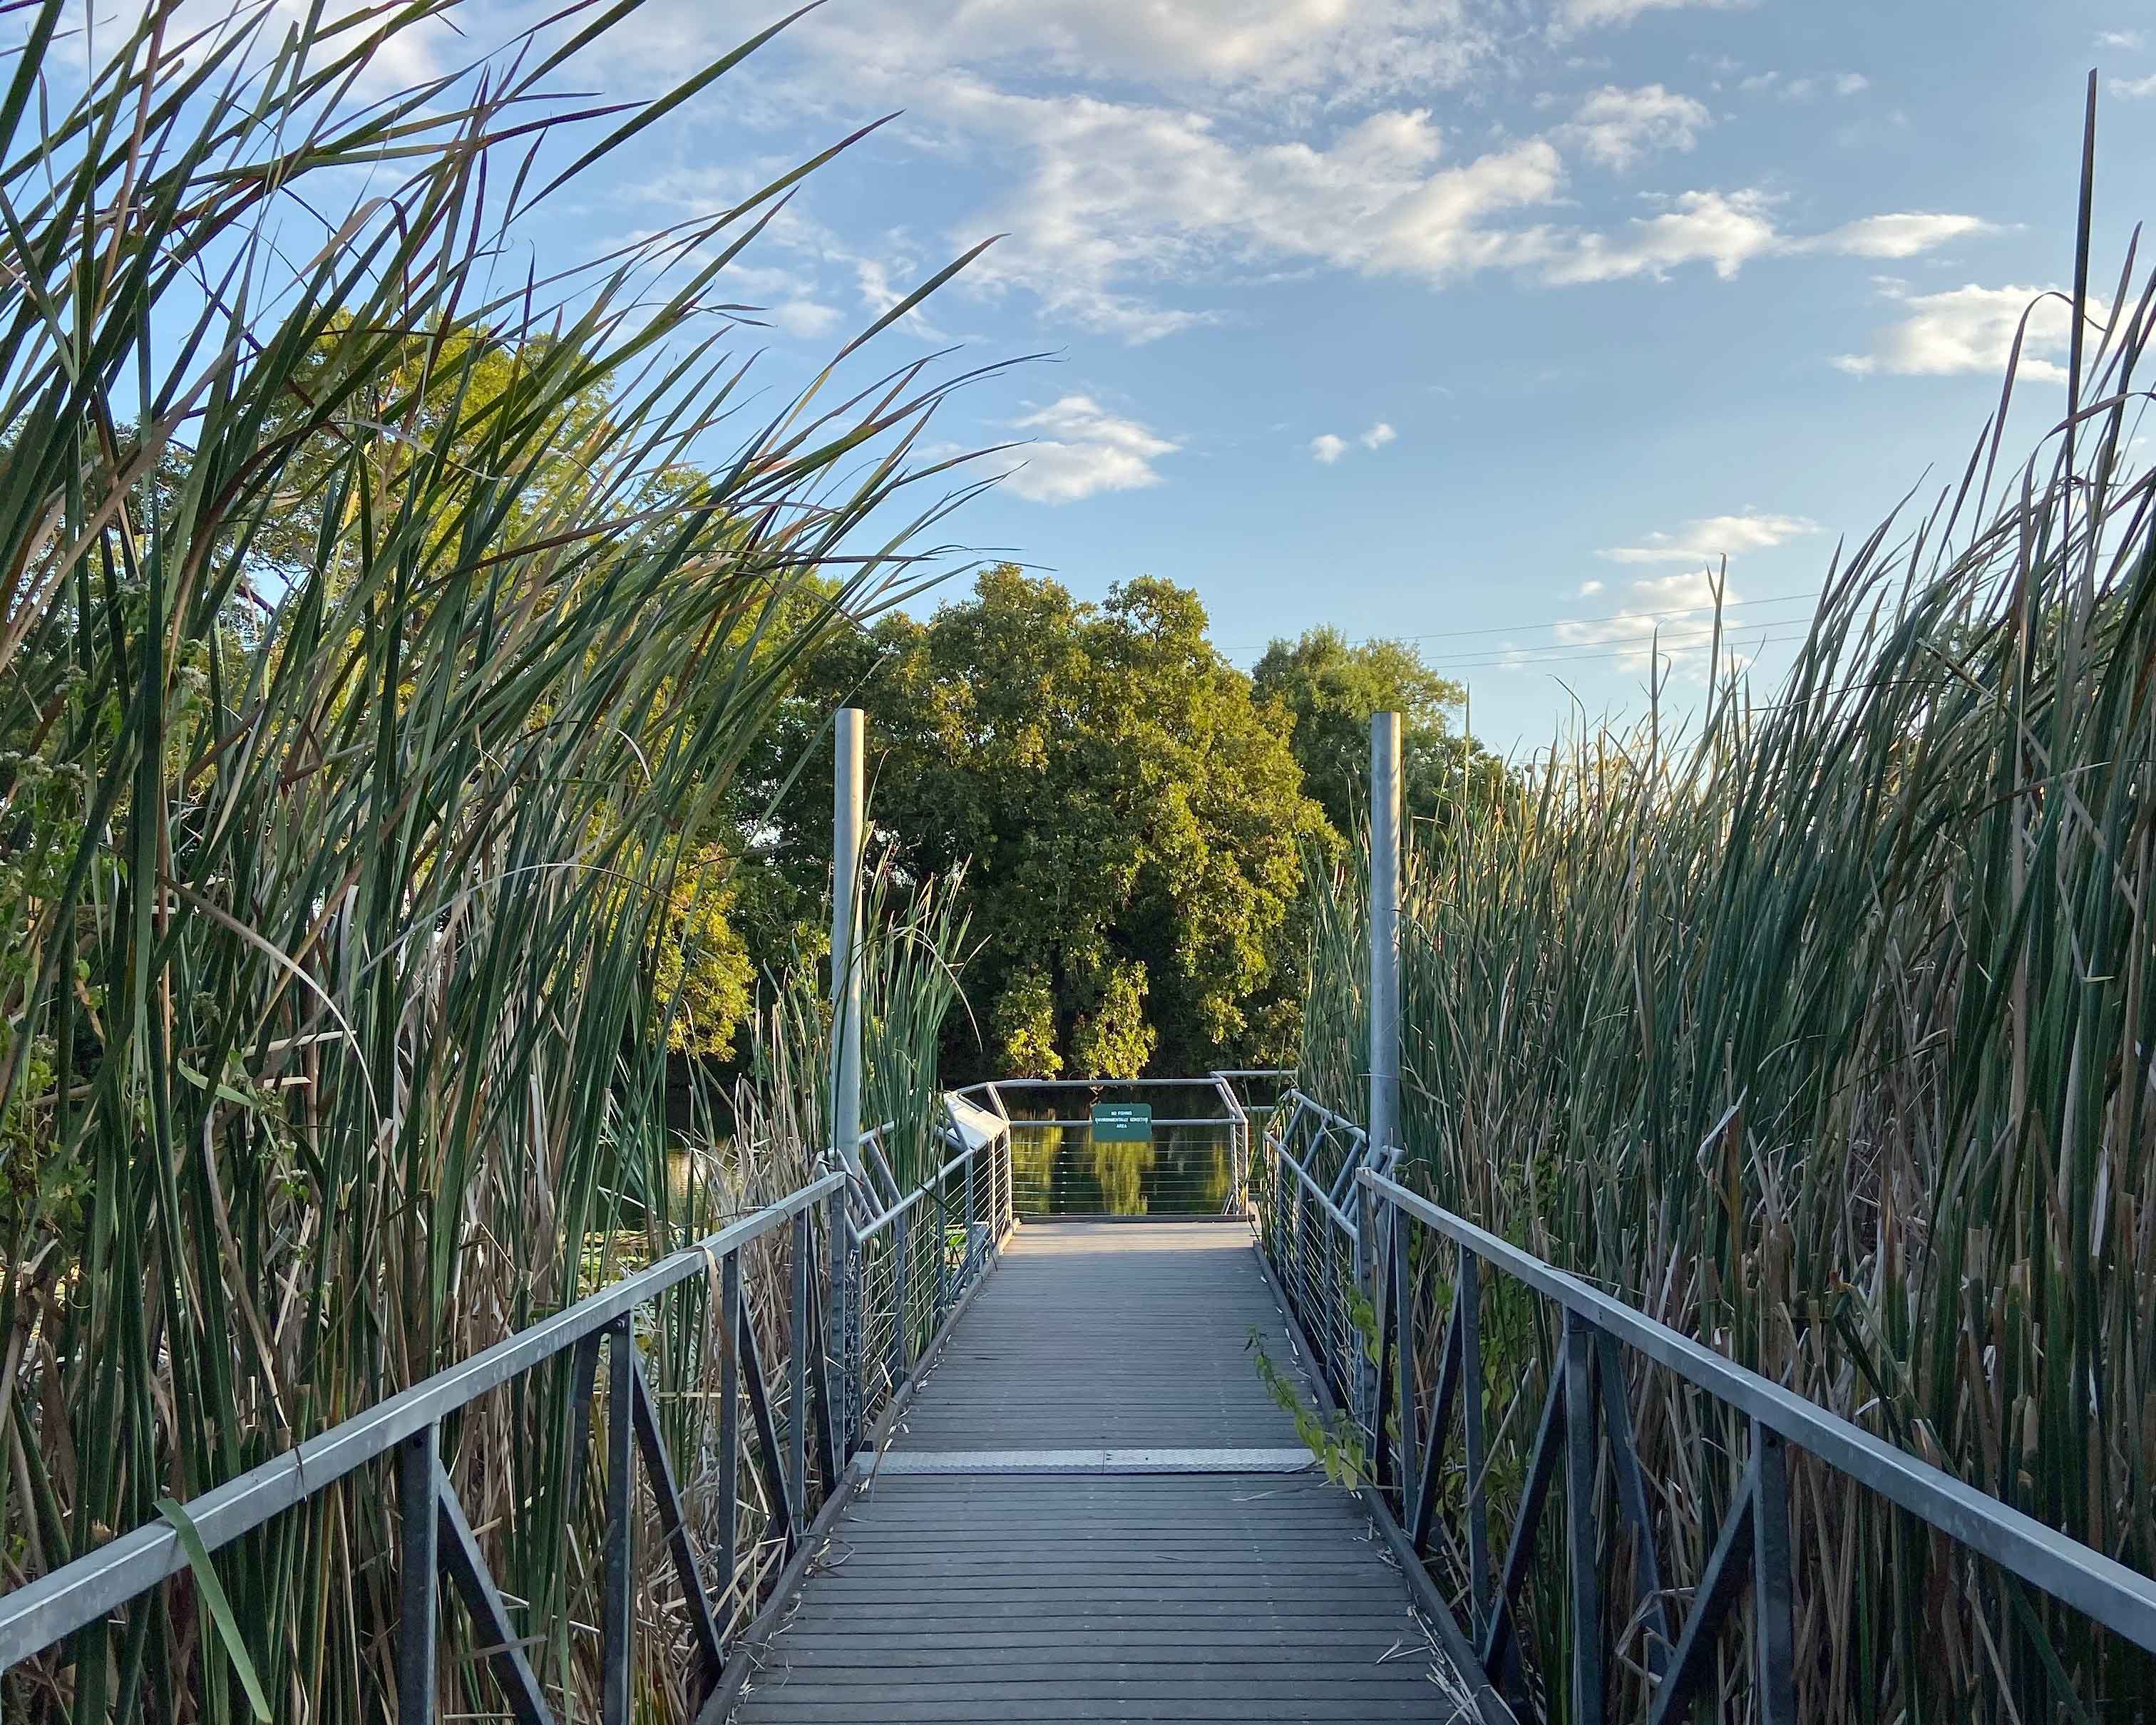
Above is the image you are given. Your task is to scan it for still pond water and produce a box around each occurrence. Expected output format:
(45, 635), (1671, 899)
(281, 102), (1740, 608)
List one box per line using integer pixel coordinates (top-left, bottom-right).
(1007, 1120), (1237, 1217)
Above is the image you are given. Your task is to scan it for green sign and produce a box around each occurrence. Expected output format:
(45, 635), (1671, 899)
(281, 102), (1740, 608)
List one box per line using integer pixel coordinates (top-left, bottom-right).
(1090, 1101), (1153, 1143)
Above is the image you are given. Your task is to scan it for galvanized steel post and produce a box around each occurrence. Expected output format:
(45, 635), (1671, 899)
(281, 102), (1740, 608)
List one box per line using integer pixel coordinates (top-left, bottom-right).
(831, 708), (865, 1180)
(1368, 710), (1401, 1167)
(1360, 711), (1402, 1435)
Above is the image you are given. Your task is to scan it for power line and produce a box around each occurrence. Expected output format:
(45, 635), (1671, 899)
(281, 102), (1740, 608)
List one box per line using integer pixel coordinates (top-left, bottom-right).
(1436, 628), (1816, 672)
(1424, 619), (1800, 666)
(1400, 587), (1822, 645)
(1436, 624), (1808, 668)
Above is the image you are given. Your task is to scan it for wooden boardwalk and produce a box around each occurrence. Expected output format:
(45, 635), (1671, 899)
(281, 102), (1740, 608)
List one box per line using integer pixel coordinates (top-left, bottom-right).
(733, 1222), (1461, 1722)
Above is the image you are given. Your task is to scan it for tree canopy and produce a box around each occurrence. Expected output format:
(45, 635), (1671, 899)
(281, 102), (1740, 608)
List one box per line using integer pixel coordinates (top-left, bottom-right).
(1253, 627), (1507, 837)
(739, 567), (1330, 1078)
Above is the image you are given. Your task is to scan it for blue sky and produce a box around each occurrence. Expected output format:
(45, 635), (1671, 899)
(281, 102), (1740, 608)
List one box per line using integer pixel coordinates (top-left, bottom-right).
(483, 4), (2150, 746)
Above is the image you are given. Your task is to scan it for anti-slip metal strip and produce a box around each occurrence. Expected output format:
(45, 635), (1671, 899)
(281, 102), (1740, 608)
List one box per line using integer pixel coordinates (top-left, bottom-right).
(870, 1447), (1318, 1476)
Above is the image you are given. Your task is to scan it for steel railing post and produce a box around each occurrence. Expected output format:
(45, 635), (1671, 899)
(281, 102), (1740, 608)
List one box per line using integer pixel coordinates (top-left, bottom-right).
(962, 1140), (977, 1278)
(846, 1227), (864, 1446)
(789, 1206), (810, 1520)
(717, 1252), (741, 1597)
(825, 1188), (849, 1459)
(600, 1317), (634, 1725)
(1291, 1178), (1305, 1319)
(891, 1209), (912, 1379)
(396, 1423), (439, 1725)
(1461, 1239), (1490, 1642)
(1753, 1420), (1798, 1724)
(1563, 1309), (1605, 1725)
(1390, 1199), (1415, 1527)
(937, 1170), (953, 1320)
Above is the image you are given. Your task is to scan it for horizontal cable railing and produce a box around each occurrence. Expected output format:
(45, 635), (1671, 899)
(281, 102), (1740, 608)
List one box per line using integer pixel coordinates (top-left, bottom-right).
(1251, 1100), (2156, 1725)
(951, 1071), (1287, 1218)
(836, 1113), (1016, 1454)
(1, 1108), (1016, 1721)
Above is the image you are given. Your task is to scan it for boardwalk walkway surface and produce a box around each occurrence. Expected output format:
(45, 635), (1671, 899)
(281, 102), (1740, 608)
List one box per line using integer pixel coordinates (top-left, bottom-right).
(733, 1222), (1459, 1723)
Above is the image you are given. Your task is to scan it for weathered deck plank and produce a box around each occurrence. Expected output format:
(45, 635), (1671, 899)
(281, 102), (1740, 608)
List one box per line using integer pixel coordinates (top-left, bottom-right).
(733, 1222), (1466, 1723)
(892, 1221), (1310, 1448)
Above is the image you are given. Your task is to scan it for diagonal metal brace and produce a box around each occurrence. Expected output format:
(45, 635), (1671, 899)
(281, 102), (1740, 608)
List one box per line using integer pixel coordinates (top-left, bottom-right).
(1410, 1292), (1465, 1555)
(630, 1354), (726, 1696)
(1479, 1364), (1568, 1684)
(1599, 1330), (1673, 1679)
(1647, 1453), (1758, 1725)
(433, 1461), (554, 1725)
(739, 1295), (798, 1553)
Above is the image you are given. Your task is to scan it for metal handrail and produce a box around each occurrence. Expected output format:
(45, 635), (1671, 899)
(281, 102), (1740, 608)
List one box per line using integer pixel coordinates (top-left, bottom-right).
(955, 1073), (1270, 1220)
(831, 1106), (1016, 1457)
(1009, 1122), (1232, 1134)
(1275, 1086), (1370, 1146)
(1210, 1073), (1252, 1215)
(1248, 1124), (2156, 1722)
(0, 1170), (845, 1673)
(951, 1076), (1243, 1092)
(0, 1106), (1020, 1713)
(1268, 1128), (1359, 1233)
(1365, 1168), (2156, 1659)
(849, 1123), (1005, 1240)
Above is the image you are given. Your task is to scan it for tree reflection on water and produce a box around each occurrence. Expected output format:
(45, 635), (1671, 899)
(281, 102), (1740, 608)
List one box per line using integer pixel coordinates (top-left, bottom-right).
(1009, 1121), (1233, 1216)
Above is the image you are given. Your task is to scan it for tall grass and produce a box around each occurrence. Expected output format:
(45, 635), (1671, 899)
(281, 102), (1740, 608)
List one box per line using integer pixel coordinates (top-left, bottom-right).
(1302, 230), (2156, 1718)
(734, 843), (975, 1196)
(0, 1), (987, 1716)
(858, 851), (976, 1192)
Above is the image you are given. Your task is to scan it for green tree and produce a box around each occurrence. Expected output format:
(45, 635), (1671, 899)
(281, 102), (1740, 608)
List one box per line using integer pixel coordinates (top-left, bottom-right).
(742, 567), (1327, 1078)
(142, 314), (791, 1063)
(1251, 627), (1506, 837)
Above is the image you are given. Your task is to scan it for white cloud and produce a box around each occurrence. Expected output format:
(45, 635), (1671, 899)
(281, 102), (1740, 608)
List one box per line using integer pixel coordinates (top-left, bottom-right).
(2113, 73), (2156, 98)
(620, 247), (857, 342)
(848, 256), (955, 340)
(794, 0), (1494, 108)
(1578, 579), (1605, 596)
(1740, 69), (1865, 102)
(1558, 0), (1747, 33)
(1003, 395), (1178, 502)
(1534, 194), (1987, 286)
(1812, 212), (1993, 258)
(625, 8), (1988, 341)
(765, 300), (845, 339)
(1833, 283), (2082, 381)
(1540, 188), (1781, 283)
(1598, 509), (1818, 564)
(282, 0), (453, 93)
(1310, 421), (1395, 463)
(1562, 83), (1711, 170)
(2097, 30), (2146, 50)
(942, 89), (1567, 338)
